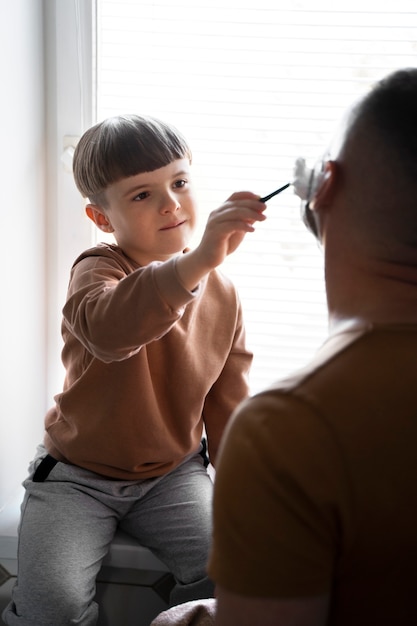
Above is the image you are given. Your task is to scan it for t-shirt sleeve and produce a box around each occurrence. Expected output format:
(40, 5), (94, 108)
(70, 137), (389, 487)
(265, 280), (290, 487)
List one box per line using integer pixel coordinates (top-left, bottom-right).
(208, 390), (348, 598)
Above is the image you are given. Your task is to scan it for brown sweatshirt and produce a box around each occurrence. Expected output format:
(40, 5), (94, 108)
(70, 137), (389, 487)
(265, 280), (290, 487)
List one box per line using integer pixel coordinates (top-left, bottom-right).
(44, 243), (252, 479)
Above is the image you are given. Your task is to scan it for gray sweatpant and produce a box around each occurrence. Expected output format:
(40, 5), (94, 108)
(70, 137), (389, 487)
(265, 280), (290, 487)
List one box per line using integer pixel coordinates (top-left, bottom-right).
(2, 446), (214, 625)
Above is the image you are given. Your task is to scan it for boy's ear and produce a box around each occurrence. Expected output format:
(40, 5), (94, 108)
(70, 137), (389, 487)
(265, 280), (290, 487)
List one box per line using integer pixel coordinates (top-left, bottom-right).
(85, 204), (114, 233)
(309, 160), (338, 212)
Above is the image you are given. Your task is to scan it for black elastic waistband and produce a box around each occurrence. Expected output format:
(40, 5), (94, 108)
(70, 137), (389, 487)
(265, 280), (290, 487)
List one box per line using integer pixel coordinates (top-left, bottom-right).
(33, 454), (58, 482)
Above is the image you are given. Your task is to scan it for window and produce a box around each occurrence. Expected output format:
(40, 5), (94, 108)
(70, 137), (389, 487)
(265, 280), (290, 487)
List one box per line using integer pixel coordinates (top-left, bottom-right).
(93, 0), (417, 393)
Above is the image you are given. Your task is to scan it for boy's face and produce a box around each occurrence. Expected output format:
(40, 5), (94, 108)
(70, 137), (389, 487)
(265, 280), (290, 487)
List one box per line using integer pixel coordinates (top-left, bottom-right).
(86, 159), (197, 265)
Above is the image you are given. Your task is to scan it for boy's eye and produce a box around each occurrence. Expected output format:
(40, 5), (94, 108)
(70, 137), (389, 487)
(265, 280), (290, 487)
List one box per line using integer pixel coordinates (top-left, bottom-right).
(174, 179), (187, 189)
(133, 191), (149, 201)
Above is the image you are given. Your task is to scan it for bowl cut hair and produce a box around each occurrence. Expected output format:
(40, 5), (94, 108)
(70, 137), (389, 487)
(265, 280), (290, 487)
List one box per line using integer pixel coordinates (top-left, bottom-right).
(73, 114), (192, 204)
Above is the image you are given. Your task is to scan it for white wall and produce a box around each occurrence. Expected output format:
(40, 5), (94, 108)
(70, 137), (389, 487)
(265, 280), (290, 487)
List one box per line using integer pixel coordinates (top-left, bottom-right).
(0, 0), (46, 504)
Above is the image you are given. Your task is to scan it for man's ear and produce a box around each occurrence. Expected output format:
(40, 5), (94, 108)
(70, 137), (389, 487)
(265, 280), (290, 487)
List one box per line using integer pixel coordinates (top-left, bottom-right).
(85, 204), (114, 233)
(309, 160), (338, 212)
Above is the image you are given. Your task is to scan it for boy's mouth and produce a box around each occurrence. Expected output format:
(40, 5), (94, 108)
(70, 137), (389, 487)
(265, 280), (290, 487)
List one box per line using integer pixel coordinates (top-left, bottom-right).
(160, 220), (186, 231)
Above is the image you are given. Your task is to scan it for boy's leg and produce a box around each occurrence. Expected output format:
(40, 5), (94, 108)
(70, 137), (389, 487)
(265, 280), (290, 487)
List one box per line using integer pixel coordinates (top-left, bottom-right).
(3, 456), (118, 626)
(120, 452), (215, 606)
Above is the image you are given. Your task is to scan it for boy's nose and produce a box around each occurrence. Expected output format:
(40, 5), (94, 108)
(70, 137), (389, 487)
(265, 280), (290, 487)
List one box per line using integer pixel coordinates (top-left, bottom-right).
(160, 192), (180, 213)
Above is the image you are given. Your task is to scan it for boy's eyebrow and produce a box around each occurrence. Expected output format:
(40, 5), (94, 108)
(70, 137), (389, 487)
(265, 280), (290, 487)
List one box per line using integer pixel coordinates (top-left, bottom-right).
(168, 169), (190, 180)
(123, 182), (148, 197)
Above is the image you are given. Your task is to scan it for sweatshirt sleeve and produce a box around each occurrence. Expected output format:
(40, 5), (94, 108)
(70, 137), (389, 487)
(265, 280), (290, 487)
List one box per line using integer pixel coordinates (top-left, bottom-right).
(62, 249), (200, 362)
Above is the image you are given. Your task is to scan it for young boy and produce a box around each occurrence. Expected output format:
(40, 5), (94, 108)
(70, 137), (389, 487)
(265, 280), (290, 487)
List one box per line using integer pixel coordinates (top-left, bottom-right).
(3, 114), (266, 625)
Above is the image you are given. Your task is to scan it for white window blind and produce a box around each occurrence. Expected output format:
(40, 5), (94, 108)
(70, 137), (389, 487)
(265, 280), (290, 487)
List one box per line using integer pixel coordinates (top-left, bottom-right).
(94, 0), (417, 394)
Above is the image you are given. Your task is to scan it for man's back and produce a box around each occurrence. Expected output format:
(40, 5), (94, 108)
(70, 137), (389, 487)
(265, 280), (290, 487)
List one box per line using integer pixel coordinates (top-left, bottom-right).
(209, 323), (417, 625)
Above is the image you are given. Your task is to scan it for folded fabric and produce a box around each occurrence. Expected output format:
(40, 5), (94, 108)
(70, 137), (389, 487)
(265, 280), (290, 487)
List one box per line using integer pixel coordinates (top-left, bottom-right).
(150, 598), (216, 626)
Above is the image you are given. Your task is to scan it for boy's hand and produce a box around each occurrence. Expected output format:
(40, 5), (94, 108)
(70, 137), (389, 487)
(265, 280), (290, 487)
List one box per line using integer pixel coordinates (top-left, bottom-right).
(198, 191), (267, 266)
(176, 192), (266, 291)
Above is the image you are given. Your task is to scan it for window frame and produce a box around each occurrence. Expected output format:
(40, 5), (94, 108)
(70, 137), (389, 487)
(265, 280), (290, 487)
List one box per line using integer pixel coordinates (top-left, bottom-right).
(51, 0), (417, 395)
(45, 0), (96, 399)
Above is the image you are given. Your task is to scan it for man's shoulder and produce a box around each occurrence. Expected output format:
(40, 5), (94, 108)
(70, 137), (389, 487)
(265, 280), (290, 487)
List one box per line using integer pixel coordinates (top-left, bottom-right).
(252, 324), (370, 403)
(261, 322), (417, 395)
(231, 322), (417, 446)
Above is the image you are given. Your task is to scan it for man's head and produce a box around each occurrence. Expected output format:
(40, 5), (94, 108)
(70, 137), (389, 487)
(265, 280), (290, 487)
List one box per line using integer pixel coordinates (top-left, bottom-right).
(73, 114), (192, 206)
(306, 68), (417, 253)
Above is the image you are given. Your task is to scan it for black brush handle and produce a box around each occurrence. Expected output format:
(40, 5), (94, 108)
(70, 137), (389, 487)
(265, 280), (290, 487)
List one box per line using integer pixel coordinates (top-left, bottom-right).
(259, 182), (290, 203)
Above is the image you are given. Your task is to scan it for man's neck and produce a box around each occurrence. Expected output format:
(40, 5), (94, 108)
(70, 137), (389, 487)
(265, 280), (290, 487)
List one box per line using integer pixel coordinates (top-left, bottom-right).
(326, 261), (417, 330)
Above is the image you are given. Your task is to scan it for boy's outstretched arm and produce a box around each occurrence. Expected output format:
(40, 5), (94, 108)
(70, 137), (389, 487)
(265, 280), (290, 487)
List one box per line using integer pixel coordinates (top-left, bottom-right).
(176, 191), (266, 291)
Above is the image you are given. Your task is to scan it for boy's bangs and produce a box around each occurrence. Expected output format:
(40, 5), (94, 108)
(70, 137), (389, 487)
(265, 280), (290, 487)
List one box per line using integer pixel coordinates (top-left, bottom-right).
(105, 129), (189, 180)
